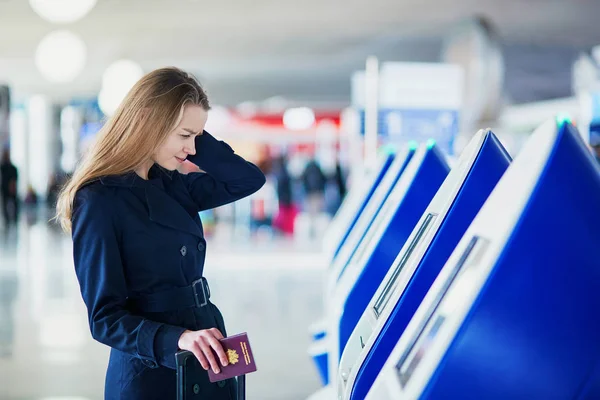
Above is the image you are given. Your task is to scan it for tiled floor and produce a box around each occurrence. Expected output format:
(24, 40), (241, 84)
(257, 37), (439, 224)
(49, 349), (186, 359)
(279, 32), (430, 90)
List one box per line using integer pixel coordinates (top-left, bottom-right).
(0, 208), (327, 400)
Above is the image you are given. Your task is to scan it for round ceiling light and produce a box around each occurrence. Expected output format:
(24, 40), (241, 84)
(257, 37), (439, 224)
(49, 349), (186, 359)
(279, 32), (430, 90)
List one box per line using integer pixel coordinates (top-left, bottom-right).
(283, 107), (315, 131)
(98, 59), (144, 116)
(35, 30), (86, 83)
(29, 0), (97, 24)
(101, 59), (144, 91)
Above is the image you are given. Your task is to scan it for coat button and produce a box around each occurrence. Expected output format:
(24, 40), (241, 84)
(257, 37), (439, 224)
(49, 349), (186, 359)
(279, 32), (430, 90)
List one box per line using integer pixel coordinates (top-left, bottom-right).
(217, 380), (226, 388)
(197, 242), (205, 252)
(180, 246), (187, 256)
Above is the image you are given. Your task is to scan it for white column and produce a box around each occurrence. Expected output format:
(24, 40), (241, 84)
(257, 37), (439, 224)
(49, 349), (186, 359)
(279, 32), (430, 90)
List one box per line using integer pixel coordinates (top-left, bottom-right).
(9, 106), (28, 198)
(27, 95), (54, 199)
(364, 56), (380, 168)
(0, 85), (10, 148)
(60, 105), (82, 173)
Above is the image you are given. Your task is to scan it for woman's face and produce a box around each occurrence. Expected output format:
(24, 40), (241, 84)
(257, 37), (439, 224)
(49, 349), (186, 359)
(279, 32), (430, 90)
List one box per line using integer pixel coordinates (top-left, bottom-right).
(153, 104), (208, 171)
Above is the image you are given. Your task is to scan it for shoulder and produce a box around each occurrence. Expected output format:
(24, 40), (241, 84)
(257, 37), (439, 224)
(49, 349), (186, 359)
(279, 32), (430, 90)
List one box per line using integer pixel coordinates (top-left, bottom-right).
(71, 181), (127, 240)
(73, 180), (121, 218)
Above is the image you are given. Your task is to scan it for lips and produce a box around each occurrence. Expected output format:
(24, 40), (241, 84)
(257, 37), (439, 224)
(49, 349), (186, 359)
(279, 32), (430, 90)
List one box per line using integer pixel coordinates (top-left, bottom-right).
(175, 156), (187, 163)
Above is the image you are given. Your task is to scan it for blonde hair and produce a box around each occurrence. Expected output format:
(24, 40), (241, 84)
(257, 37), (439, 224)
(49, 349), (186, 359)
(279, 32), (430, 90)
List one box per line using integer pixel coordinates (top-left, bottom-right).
(55, 67), (210, 232)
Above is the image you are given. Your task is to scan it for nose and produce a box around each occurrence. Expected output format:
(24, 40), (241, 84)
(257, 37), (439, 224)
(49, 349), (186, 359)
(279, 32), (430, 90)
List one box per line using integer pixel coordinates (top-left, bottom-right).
(184, 140), (196, 156)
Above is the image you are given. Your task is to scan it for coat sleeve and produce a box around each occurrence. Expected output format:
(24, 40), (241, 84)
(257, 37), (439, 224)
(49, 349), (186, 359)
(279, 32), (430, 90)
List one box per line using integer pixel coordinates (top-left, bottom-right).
(182, 131), (266, 211)
(72, 185), (187, 370)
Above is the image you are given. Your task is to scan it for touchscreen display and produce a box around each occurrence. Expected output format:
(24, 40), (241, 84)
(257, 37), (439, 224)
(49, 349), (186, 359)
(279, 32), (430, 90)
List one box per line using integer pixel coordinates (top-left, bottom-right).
(395, 236), (488, 387)
(373, 213), (437, 318)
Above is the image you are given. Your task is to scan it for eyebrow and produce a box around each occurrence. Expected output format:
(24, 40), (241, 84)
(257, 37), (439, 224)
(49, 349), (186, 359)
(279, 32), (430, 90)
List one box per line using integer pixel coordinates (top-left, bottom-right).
(182, 128), (201, 135)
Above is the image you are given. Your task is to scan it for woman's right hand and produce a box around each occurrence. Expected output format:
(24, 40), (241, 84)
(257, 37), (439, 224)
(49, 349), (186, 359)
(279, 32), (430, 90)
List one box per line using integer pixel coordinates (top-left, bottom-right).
(178, 328), (229, 374)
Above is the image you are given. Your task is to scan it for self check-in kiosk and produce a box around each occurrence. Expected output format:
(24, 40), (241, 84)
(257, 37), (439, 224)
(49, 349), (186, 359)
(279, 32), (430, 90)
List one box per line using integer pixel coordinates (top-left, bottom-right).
(326, 142), (449, 384)
(309, 143), (416, 385)
(366, 119), (600, 400)
(324, 150), (395, 262)
(309, 145), (416, 385)
(337, 130), (511, 400)
(327, 145), (415, 285)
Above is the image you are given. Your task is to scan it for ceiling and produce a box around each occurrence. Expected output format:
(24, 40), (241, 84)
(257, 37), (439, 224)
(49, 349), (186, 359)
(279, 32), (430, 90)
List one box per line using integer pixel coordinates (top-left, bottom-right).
(0, 0), (599, 106)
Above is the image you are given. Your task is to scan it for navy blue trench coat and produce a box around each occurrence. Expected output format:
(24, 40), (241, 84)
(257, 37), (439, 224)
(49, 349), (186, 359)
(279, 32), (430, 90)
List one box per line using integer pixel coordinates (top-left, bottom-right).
(71, 132), (266, 399)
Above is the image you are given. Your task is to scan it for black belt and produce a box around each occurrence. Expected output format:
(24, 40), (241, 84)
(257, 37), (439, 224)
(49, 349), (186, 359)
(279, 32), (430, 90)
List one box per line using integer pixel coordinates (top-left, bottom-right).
(129, 277), (211, 313)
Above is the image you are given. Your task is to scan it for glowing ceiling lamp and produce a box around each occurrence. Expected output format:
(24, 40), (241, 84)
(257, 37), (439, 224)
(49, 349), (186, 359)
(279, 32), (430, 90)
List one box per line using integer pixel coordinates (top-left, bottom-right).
(283, 107), (315, 131)
(35, 30), (86, 83)
(98, 59), (144, 116)
(29, 0), (97, 23)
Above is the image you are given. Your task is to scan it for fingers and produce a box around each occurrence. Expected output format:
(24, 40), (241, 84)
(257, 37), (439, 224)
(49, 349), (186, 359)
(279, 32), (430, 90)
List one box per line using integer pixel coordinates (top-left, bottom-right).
(210, 327), (224, 340)
(199, 336), (221, 374)
(206, 332), (229, 367)
(190, 341), (209, 371)
(180, 329), (228, 374)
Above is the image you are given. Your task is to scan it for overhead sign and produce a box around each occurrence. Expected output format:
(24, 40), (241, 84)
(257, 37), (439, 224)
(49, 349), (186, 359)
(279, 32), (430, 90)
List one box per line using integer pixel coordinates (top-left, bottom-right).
(353, 62), (464, 155)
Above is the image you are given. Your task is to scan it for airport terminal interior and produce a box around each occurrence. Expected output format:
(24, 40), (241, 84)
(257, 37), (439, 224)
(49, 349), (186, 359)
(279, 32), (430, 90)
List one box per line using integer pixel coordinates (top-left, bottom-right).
(1, 1), (600, 399)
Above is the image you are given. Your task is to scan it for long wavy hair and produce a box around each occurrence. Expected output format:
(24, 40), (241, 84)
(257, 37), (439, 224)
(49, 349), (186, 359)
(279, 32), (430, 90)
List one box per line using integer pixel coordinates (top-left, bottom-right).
(55, 67), (210, 232)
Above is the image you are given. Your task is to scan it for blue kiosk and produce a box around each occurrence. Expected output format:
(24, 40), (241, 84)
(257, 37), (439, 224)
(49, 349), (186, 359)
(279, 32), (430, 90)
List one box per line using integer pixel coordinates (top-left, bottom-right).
(323, 141), (449, 386)
(309, 144), (416, 385)
(326, 145), (415, 286)
(324, 150), (395, 262)
(337, 130), (511, 400)
(366, 119), (600, 400)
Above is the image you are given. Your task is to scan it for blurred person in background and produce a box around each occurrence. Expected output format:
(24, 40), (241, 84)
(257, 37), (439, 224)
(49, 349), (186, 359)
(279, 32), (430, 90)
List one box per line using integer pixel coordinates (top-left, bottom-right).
(301, 157), (326, 238)
(326, 157), (347, 215)
(23, 184), (38, 205)
(0, 148), (18, 229)
(333, 161), (346, 200)
(55, 67), (265, 399)
(249, 152), (276, 234)
(272, 153), (297, 236)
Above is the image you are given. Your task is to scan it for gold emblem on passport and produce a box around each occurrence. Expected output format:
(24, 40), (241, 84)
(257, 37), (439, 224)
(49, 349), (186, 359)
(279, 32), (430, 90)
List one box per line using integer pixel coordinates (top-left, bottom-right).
(227, 349), (239, 364)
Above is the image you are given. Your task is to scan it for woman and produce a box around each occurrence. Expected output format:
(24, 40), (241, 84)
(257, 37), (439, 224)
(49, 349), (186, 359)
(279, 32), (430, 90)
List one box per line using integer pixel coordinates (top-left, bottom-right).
(56, 67), (265, 399)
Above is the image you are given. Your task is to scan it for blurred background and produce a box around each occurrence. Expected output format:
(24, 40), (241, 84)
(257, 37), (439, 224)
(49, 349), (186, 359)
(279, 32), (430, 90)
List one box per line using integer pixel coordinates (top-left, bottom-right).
(1, 0), (600, 399)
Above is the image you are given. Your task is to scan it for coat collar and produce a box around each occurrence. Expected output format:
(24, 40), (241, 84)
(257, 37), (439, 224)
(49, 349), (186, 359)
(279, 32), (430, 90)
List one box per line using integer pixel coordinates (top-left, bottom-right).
(98, 165), (172, 188)
(99, 168), (204, 238)
(99, 171), (139, 187)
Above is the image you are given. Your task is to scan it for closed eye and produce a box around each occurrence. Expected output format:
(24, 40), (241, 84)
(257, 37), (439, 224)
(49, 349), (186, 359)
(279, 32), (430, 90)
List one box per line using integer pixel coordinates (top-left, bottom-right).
(180, 134), (192, 139)
(182, 128), (201, 136)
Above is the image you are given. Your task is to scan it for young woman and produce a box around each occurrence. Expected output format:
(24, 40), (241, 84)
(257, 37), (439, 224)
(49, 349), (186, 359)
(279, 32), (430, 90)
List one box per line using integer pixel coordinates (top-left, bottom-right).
(56, 67), (265, 399)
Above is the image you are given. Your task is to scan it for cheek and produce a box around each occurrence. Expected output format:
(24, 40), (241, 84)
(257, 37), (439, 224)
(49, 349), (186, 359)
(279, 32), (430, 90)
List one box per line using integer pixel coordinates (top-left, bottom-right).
(157, 141), (181, 159)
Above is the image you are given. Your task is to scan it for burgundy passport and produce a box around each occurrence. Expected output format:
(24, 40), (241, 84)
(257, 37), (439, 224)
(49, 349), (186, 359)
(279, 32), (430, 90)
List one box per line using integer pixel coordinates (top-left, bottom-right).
(208, 332), (257, 383)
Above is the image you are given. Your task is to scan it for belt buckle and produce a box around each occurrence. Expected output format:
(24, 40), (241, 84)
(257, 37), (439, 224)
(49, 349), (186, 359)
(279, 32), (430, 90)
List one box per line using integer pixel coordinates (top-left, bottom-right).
(192, 278), (208, 307)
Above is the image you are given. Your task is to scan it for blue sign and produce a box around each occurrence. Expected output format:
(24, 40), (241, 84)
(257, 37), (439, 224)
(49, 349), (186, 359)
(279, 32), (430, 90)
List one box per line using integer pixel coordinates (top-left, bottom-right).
(589, 93), (600, 146)
(359, 108), (459, 155)
(80, 121), (103, 140)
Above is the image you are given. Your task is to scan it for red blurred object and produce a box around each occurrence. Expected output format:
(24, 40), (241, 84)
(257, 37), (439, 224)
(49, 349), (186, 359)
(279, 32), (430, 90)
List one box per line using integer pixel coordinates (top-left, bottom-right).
(234, 110), (341, 128)
(273, 204), (298, 235)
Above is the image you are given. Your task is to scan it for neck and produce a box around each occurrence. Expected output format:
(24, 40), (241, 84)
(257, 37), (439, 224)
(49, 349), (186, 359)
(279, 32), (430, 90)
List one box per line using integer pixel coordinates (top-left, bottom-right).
(134, 160), (154, 180)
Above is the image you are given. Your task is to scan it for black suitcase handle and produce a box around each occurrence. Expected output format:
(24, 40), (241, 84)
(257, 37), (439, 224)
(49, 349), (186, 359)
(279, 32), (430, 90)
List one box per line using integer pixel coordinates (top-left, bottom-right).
(176, 350), (246, 400)
(237, 375), (246, 400)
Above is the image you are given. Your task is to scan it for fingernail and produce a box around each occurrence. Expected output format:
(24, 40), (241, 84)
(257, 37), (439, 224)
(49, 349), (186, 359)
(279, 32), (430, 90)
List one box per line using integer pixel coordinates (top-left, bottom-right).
(214, 368), (220, 374)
